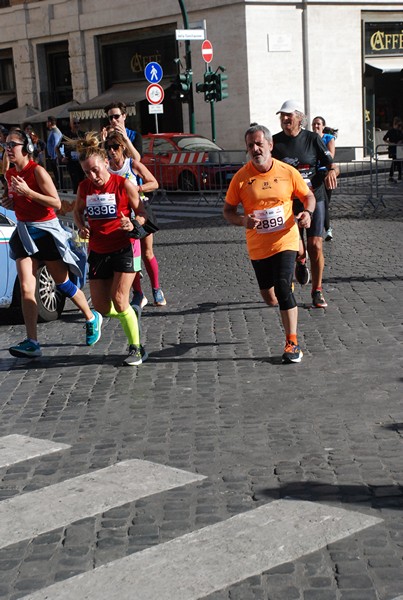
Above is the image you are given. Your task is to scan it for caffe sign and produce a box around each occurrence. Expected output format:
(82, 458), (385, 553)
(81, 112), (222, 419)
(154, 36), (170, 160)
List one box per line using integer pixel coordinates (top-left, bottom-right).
(365, 22), (403, 55)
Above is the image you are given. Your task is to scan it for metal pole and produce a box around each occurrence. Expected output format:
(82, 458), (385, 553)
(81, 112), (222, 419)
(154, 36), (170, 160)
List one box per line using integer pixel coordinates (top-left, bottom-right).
(210, 102), (216, 143)
(178, 0), (195, 133)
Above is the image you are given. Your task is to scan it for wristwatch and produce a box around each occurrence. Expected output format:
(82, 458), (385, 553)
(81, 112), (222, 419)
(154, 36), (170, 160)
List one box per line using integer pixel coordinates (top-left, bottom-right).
(303, 209), (313, 218)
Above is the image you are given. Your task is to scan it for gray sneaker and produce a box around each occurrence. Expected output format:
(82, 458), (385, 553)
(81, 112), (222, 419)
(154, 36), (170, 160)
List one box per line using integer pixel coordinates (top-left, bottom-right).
(124, 345), (148, 366)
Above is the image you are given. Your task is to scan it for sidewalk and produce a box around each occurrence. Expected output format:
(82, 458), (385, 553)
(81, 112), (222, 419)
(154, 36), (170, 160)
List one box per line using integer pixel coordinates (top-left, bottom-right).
(0, 191), (402, 599)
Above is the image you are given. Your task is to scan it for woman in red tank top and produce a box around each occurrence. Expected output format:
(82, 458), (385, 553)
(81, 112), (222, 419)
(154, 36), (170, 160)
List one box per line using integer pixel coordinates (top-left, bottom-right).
(71, 132), (149, 366)
(2, 128), (102, 359)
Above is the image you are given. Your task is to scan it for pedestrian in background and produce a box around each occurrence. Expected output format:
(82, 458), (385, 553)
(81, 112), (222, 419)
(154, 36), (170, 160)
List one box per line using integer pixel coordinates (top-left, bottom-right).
(57, 117), (86, 193)
(46, 116), (62, 189)
(311, 116), (337, 241)
(0, 125), (8, 193)
(383, 116), (403, 183)
(103, 101), (142, 160)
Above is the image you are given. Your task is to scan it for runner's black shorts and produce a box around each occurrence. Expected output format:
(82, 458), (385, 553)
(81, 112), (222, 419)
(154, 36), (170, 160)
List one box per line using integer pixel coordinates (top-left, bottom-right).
(293, 199), (325, 238)
(9, 230), (61, 261)
(88, 245), (137, 280)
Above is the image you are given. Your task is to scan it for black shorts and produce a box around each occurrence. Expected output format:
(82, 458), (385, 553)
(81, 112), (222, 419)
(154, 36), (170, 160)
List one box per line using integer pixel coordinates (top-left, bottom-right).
(293, 199), (325, 238)
(251, 250), (297, 290)
(9, 230), (61, 261)
(251, 250), (297, 311)
(88, 245), (136, 280)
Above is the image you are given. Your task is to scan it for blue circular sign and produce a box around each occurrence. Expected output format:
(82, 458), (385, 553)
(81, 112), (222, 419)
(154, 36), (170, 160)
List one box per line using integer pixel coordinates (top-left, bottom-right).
(144, 62), (163, 84)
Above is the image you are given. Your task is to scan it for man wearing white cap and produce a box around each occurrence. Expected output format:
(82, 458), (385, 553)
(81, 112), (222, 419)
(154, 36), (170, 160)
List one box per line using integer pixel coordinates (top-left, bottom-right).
(272, 99), (338, 308)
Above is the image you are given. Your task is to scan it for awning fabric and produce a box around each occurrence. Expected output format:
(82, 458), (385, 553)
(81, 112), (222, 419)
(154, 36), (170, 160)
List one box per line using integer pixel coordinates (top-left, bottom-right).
(29, 100), (81, 123)
(0, 104), (40, 125)
(365, 57), (403, 73)
(69, 82), (151, 120)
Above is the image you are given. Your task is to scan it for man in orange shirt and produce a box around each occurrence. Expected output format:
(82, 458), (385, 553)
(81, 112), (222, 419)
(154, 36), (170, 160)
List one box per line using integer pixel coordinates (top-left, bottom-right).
(223, 123), (316, 363)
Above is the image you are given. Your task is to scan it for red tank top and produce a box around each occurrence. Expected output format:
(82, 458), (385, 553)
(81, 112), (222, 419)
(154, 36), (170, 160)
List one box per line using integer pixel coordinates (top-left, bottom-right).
(6, 161), (57, 222)
(80, 173), (132, 253)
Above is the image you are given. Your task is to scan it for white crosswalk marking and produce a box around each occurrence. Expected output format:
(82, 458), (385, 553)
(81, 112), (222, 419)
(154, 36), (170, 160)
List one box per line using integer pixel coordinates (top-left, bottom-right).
(19, 500), (381, 600)
(0, 459), (205, 549)
(0, 434), (70, 468)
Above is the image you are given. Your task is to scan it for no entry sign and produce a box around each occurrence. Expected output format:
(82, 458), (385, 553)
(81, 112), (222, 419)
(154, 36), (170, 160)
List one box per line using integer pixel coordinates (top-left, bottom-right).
(201, 39), (213, 64)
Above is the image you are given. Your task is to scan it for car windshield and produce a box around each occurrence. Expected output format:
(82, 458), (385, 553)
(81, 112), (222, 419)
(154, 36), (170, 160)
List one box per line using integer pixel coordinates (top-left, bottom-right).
(174, 137), (223, 151)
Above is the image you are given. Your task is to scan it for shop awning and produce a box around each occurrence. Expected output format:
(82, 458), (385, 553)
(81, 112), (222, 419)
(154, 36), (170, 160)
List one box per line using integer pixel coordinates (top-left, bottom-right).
(365, 57), (403, 73)
(69, 82), (152, 120)
(0, 104), (40, 125)
(29, 100), (81, 123)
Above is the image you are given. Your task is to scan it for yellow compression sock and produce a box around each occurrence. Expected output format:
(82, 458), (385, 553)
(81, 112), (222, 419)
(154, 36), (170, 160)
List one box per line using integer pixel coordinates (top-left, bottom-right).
(106, 303), (119, 318)
(117, 306), (140, 346)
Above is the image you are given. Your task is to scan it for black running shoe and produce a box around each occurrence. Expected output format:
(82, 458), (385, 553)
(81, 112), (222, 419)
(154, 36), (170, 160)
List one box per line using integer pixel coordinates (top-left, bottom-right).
(295, 261), (310, 285)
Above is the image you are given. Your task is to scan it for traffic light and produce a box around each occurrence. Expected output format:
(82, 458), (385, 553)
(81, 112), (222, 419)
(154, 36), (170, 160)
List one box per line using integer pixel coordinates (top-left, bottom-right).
(204, 72), (218, 102)
(216, 73), (228, 102)
(173, 71), (192, 102)
(196, 71), (228, 103)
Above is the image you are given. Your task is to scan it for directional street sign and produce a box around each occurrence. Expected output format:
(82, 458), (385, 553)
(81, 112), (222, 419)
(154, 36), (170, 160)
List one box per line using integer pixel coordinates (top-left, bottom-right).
(146, 83), (164, 105)
(201, 39), (213, 64)
(144, 62), (163, 84)
(176, 29), (205, 41)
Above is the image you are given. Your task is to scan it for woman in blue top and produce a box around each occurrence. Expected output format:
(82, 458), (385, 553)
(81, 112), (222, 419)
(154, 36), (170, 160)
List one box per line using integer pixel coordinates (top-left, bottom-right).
(312, 116), (337, 241)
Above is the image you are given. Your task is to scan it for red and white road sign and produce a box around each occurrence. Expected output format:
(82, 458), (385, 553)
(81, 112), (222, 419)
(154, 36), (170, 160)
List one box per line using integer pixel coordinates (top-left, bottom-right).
(146, 83), (164, 105)
(201, 40), (213, 64)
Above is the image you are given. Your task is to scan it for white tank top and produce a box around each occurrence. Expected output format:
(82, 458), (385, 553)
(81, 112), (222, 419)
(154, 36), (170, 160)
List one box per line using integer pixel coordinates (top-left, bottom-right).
(108, 157), (138, 183)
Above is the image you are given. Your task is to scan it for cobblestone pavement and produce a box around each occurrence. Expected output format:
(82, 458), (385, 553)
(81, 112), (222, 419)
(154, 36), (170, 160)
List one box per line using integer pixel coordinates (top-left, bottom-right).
(0, 190), (402, 600)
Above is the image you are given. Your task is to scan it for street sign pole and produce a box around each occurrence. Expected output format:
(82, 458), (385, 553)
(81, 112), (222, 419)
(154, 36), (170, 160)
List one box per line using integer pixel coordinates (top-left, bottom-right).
(202, 43), (216, 143)
(146, 83), (164, 133)
(178, 0), (195, 133)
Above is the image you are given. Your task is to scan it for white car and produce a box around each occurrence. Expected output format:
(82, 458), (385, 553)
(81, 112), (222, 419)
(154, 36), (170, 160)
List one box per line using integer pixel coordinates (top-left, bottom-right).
(0, 207), (86, 322)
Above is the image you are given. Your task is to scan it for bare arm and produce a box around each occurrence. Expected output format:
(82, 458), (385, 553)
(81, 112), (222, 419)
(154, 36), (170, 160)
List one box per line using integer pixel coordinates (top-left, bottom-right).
(223, 201), (260, 229)
(294, 189), (316, 229)
(73, 186), (89, 239)
(123, 178), (147, 225)
(10, 165), (61, 210)
(131, 159), (158, 193)
(326, 137), (336, 159)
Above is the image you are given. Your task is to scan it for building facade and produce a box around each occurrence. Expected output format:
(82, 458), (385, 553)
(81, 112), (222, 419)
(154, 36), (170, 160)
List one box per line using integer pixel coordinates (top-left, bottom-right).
(0, 0), (402, 152)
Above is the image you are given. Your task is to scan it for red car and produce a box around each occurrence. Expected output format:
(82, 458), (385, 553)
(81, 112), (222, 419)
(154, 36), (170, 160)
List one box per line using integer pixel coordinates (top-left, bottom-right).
(142, 133), (244, 192)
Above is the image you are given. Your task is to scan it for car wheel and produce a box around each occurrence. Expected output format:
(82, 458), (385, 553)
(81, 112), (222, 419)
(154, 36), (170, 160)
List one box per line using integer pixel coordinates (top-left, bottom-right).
(178, 170), (198, 192)
(35, 265), (66, 322)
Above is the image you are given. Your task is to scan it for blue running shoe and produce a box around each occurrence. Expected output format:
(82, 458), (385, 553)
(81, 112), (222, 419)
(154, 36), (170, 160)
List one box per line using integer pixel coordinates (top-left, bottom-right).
(9, 339), (42, 358)
(131, 291), (148, 309)
(152, 288), (166, 306)
(86, 310), (103, 346)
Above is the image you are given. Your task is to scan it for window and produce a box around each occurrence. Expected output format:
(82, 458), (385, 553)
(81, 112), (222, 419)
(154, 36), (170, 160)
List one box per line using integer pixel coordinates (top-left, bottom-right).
(0, 50), (14, 93)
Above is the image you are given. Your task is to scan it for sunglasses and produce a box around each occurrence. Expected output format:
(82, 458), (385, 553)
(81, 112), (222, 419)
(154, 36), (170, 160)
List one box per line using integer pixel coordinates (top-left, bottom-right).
(4, 141), (24, 150)
(108, 114), (122, 121)
(105, 143), (120, 151)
